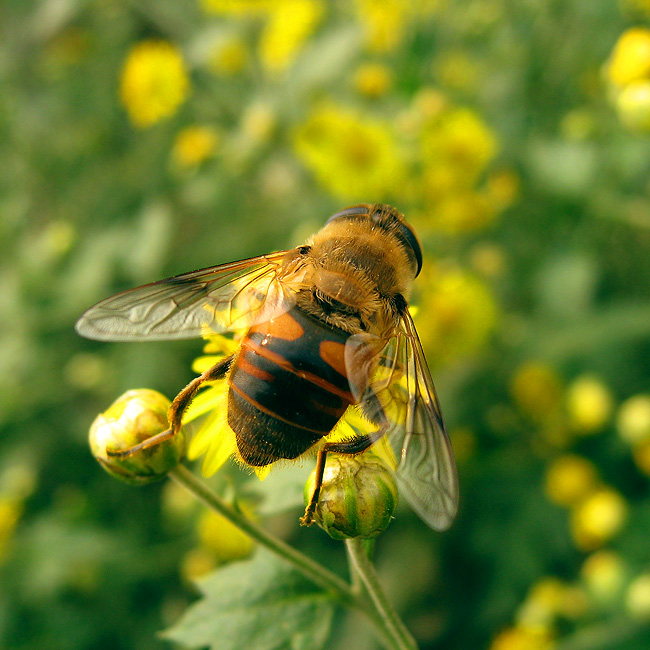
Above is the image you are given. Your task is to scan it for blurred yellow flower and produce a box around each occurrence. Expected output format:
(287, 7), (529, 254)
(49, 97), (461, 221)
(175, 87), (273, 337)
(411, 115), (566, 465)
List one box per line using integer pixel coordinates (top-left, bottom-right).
(544, 455), (599, 507)
(421, 107), (497, 184)
(293, 104), (405, 200)
(616, 79), (650, 131)
(580, 550), (626, 602)
(355, 0), (407, 52)
(426, 190), (495, 234)
(181, 547), (217, 582)
(201, 0), (274, 14)
(510, 362), (563, 422)
(617, 394), (650, 445)
(259, 0), (324, 72)
(172, 125), (219, 168)
(354, 62), (392, 97)
(606, 27), (650, 88)
(241, 102), (276, 143)
(469, 243), (507, 278)
(0, 497), (22, 559)
(119, 41), (190, 128)
(208, 36), (249, 75)
(486, 169), (520, 212)
(435, 50), (479, 92)
(626, 574), (650, 619)
(570, 488), (627, 551)
(566, 375), (613, 434)
(196, 507), (255, 563)
(185, 371), (238, 477)
(354, 0), (444, 52)
(517, 577), (568, 627)
(416, 266), (497, 365)
(517, 577), (588, 626)
(490, 626), (554, 650)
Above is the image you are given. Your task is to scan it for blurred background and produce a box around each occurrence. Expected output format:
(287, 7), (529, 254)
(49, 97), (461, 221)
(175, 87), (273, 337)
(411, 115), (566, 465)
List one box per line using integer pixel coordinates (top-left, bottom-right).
(2, 1), (650, 649)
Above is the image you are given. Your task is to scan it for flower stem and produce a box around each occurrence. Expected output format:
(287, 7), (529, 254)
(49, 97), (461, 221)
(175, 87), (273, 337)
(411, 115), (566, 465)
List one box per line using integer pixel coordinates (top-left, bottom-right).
(169, 465), (354, 603)
(346, 538), (420, 650)
(169, 464), (410, 650)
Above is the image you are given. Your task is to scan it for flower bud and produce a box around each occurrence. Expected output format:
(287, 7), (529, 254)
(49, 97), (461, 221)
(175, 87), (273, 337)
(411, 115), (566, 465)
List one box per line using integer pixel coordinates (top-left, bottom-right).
(89, 389), (185, 485)
(304, 453), (397, 540)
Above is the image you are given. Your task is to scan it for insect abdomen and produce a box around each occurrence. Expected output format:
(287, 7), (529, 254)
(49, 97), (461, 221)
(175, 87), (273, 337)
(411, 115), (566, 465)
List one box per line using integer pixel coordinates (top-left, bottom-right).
(227, 308), (353, 466)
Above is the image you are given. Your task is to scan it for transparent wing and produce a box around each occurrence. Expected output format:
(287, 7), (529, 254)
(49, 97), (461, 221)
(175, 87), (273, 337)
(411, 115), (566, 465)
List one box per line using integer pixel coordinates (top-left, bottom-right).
(75, 250), (303, 341)
(345, 309), (459, 531)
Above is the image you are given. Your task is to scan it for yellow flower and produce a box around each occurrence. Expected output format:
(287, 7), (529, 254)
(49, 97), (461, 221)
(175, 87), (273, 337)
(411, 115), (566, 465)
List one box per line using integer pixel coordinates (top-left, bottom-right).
(469, 243), (507, 278)
(416, 266), (497, 365)
(544, 455), (599, 507)
(207, 36), (249, 75)
(626, 574), (650, 619)
(617, 394), (650, 445)
(0, 497), (22, 559)
(293, 104), (405, 200)
(119, 41), (190, 128)
(201, 0), (274, 14)
(355, 0), (407, 52)
(616, 80), (650, 131)
(486, 169), (520, 212)
(420, 107), (498, 184)
(581, 550), (626, 602)
(510, 362), (563, 422)
(434, 50), (479, 92)
(181, 547), (217, 582)
(490, 626), (554, 650)
(566, 375), (613, 435)
(185, 359), (238, 477)
(259, 0), (324, 72)
(241, 101), (276, 143)
(570, 488), (627, 551)
(354, 0), (444, 52)
(606, 27), (650, 88)
(425, 190), (496, 234)
(517, 577), (588, 627)
(354, 62), (392, 97)
(517, 577), (567, 627)
(172, 126), (219, 168)
(196, 507), (255, 563)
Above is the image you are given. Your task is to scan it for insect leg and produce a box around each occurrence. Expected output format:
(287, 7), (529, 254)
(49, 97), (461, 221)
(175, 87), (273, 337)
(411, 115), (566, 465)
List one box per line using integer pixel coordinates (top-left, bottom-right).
(106, 354), (235, 458)
(300, 425), (388, 527)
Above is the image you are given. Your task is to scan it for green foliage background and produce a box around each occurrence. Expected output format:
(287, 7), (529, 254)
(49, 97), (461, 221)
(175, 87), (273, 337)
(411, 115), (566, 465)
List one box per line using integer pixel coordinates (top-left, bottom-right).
(1, 1), (650, 649)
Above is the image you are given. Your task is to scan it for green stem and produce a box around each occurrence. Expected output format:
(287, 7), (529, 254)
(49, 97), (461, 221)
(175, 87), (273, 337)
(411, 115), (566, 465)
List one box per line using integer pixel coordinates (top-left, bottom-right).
(169, 465), (354, 604)
(169, 464), (408, 650)
(345, 538), (419, 650)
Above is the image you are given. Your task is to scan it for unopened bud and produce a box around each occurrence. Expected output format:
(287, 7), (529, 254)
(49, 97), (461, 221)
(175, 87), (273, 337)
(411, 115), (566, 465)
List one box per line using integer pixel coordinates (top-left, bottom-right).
(304, 453), (397, 540)
(89, 389), (185, 485)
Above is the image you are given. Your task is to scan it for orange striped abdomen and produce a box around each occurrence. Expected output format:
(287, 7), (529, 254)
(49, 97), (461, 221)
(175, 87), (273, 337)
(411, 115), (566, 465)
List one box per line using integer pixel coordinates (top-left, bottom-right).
(227, 307), (353, 466)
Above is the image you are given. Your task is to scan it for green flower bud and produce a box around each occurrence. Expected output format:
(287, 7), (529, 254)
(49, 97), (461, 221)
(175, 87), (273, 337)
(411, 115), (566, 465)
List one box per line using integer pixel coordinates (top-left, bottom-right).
(304, 453), (398, 540)
(89, 389), (185, 485)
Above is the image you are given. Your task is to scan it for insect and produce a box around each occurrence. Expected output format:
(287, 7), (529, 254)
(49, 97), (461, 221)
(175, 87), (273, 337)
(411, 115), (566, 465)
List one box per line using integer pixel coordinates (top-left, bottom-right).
(76, 203), (459, 531)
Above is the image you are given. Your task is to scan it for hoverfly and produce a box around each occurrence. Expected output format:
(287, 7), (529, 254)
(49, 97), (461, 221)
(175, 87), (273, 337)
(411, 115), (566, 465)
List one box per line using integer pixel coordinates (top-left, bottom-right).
(76, 204), (459, 531)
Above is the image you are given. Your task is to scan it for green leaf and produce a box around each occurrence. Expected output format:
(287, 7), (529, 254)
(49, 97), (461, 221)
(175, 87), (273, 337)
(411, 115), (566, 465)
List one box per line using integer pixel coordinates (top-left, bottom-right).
(162, 549), (335, 650)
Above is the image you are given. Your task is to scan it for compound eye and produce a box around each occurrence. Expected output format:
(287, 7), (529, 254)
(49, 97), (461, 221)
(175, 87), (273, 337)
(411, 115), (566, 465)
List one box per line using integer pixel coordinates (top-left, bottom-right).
(397, 222), (423, 277)
(326, 205), (371, 225)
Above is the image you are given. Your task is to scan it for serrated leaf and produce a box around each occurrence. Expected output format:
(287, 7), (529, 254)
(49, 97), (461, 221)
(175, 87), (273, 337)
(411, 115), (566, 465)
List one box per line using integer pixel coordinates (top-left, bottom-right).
(162, 549), (335, 650)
